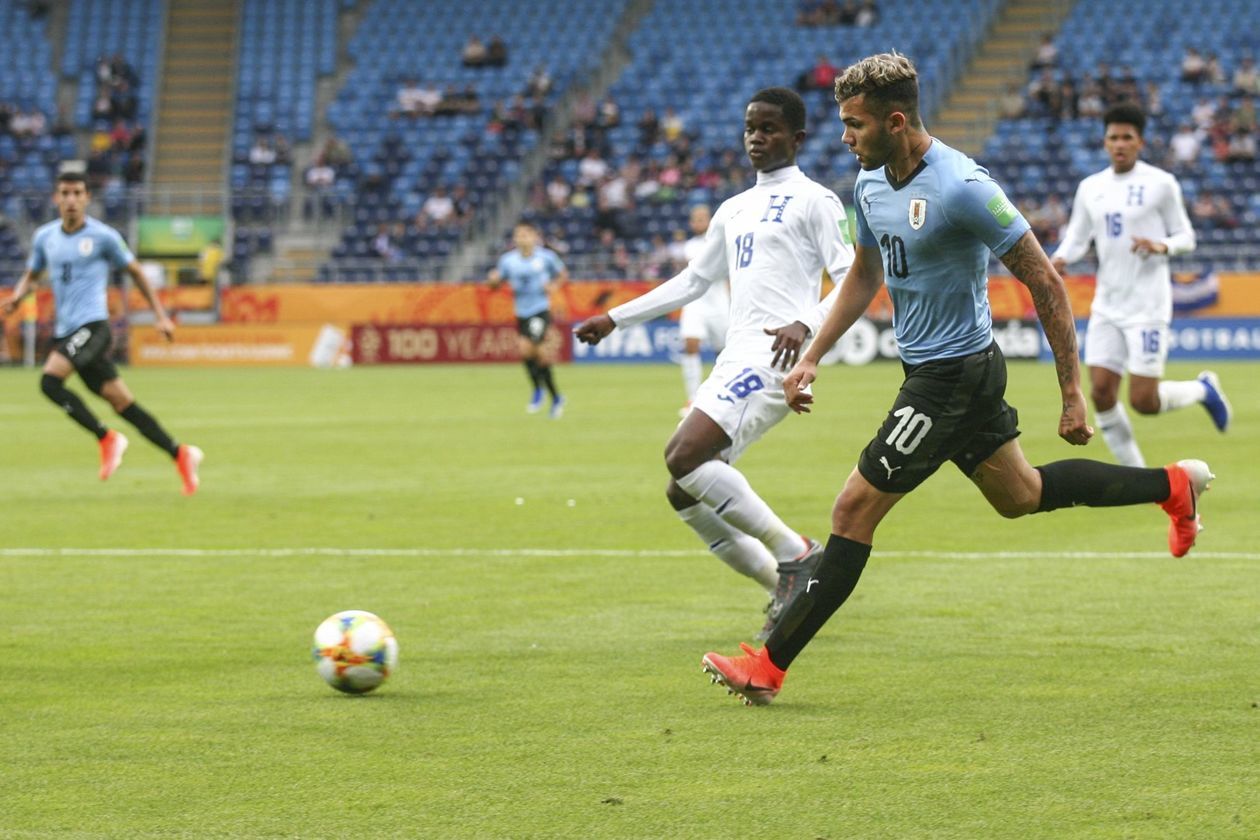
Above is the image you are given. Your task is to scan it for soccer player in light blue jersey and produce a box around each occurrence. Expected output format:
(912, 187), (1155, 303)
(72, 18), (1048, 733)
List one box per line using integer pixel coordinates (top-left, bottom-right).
(1, 172), (202, 494)
(488, 223), (568, 418)
(701, 53), (1214, 707)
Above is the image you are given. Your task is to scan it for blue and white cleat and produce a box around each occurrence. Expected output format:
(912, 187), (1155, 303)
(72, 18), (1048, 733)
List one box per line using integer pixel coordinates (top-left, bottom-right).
(526, 387), (544, 414)
(549, 395), (566, 419)
(1198, 371), (1231, 432)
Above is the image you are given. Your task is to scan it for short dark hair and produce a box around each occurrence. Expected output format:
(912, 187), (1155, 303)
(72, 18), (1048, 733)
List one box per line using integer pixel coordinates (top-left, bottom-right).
(1103, 101), (1146, 136)
(56, 171), (88, 188)
(749, 87), (807, 133)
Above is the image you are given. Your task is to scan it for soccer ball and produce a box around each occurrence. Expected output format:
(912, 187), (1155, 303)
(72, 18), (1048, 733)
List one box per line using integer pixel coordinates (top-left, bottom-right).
(312, 610), (399, 694)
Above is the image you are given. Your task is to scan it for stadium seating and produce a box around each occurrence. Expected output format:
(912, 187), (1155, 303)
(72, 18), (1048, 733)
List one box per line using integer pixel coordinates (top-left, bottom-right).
(317, 0), (628, 282)
(982, 0), (1260, 269)
(62, 0), (163, 131)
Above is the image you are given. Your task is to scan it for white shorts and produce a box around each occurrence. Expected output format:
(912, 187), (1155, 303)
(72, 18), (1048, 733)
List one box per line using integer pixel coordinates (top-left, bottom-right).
(678, 296), (728, 350)
(691, 359), (790, 464)
(1083, 315), (1168, 379)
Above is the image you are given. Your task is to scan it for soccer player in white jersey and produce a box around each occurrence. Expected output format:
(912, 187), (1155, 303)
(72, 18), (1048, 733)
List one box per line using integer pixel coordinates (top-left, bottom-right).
(575, 87), (854, 640)
(676, 203), (729, 416)
(1, 172), (202, 494)
(1051, 102), (1229, 467)
(700, 54), (1213, 707)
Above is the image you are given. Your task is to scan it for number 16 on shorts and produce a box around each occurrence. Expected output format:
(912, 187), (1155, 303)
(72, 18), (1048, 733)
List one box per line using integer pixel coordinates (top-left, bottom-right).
(717, 367), (765, 404)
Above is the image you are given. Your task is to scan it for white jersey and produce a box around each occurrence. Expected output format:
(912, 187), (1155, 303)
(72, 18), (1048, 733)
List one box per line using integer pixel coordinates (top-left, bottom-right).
(610, 165), (853, 364)
(682, 235), (730, 313)
(1053, 160), (1196, 325)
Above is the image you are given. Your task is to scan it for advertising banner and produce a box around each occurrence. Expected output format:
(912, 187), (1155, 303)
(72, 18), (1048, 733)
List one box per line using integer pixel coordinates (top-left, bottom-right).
(350, 323), (574, 364)
(128, 323), (349, 367)
(137, 216), (226, 257)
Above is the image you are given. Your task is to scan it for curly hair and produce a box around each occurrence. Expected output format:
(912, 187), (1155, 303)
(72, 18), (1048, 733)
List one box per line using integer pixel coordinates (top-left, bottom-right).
(833, 52), (920, 121)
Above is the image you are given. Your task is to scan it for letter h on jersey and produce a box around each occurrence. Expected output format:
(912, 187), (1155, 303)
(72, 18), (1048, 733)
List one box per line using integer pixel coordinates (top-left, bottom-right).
(760, 194), (794, 223)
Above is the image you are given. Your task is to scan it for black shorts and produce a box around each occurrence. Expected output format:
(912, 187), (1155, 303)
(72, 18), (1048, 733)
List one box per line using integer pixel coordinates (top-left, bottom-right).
(516, 311), (551, 344)
(857, 340), (1020, 493)
(53, 320), (118, 392)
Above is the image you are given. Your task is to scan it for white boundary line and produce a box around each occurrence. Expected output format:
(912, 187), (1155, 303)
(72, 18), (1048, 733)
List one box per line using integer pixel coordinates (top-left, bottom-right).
(2, 547), (1259, 560)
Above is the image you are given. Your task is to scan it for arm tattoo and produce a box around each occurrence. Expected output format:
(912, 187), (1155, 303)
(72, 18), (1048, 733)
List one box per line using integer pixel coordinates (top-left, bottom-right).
(1001, 232), (1079, 390)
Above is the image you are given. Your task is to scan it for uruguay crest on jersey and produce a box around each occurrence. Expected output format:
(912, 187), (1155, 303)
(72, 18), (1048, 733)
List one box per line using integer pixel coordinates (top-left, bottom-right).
(908, 198), (927, 230)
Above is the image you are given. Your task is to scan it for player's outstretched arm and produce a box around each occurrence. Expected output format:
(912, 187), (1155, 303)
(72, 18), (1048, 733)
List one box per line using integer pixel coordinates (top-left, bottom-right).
(0, 269), (38, 316)
(784, 244), (884, 413)
(126, 260), (175, 340)
(999, 231), (1092, 445)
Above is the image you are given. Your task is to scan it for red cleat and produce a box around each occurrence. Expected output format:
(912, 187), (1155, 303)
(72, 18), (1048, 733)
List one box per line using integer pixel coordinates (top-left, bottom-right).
(701, 643), (786, 706)
(1159, 459), (1214, 557)
(98, 430), (128, 481)
(176, 445), (204, 496)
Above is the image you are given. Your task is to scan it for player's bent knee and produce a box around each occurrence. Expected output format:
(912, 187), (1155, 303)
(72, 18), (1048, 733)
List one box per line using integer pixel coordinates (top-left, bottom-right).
(1130, 395), (1160, 415)
(665, 480), (697, 510)
(39, 373), (65, 401)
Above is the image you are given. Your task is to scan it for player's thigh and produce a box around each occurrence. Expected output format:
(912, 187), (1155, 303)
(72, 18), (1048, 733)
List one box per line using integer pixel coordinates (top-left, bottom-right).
(1127, 373), (1161, 414)
(690, 360), (789, 465)
(1082, 317), (1127, 377)
(967, 437), (1041, 517)
(97, 376), (133, 410)
(43, 350), (74, 378)
(663, 408), (732, 476)
(1120, 323), (1168, 379)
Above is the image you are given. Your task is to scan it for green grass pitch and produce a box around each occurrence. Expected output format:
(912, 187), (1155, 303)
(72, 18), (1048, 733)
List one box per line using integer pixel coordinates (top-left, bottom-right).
(1, 360), (1257, 838)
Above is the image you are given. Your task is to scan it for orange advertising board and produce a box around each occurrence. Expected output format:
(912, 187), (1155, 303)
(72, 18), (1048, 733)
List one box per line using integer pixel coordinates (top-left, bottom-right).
(128, 323), (346, 367)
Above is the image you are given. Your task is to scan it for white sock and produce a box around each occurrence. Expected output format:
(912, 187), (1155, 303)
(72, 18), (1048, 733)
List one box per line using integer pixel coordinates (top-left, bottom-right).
(675, 461), (806, 562)
(1096, 404), (1145, 467)
(681, 353), (702, 401)
(677, 504), (778, 591)
(1158, 379), (1207, 412)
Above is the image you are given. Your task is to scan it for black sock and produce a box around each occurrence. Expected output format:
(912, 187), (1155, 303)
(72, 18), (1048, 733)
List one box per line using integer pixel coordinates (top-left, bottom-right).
(523, 359), (541, 390)
(41, 374), (107, 439)
(765, 534), (870, 670)
(1036, 459), (1171, 512)
(120, 403), (180, 458)
(537, 364), (559, 400)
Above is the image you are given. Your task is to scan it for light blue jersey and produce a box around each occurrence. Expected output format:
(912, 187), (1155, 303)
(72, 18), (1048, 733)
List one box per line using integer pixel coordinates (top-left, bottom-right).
(28, 216), (135, 337)
(496, 247), (564, 318)
(854, 139), (1030, 364)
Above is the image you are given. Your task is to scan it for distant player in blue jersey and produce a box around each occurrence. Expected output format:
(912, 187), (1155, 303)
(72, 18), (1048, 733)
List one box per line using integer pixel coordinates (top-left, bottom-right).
(0, 172), (202, 494)
(702, 53), (1214, 707)
(488, 223), (568, 418)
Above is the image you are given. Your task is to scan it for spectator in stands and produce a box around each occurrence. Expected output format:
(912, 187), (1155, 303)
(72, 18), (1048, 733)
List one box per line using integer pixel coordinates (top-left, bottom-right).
(544, 174), (571, 211)
(1077, 81), (1104, 119)
(1191, 190), (1238, 229)
(1234, 57), (1260, 96)
(595, 171), (631, 237)
(91, 88), (113, 122)
(662, 107), (685, 143)
(456, 85), (481, 115)
(197, 238), (226, 286)
(637, 108), (660, 147)
(1027, 68), (1058, 115)
(248, 136), (277, 165)
(321, 136), (352, 170)
(11, 108), (46, 139)
(998, 83), (1025, 119)
(1181, 47), (1208, 83)
(1190, 96), (1216, 134)
(434, 85), (462, 117)
(1144, 82), (1164, 117)
(525, 65), (552, 99)
(597, 98), (621, 129)
(1169, 122), (1202, 170)
(1234, 96), (1257, 133)
(1205, 52), (1226, 85)
(1055, 79), (1079, 120)
(372, 223), (402, 262)
(449, 184), (475, 226)
(1030, 33), (1058, 70)
(422, 185), (456, 226)
(123, 155), (144, 185)
(854, 0), (879, 27)
(487, 35), (508, 68)
(1227, 127), (1256, 162)
(461, 35), (487, 67)
(110, 80), (137, 121)
(306, 159), (336, 188)
(808, 55), (838, 91)
(577, 148), (609, 187)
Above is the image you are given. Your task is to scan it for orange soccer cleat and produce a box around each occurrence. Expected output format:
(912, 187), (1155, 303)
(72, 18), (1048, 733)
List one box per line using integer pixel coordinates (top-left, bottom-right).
(176, 445), (204, 496)
(1159, 459), (1214, 558)
(98, 430), (128, 481)
(702, 643), (786, 706)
